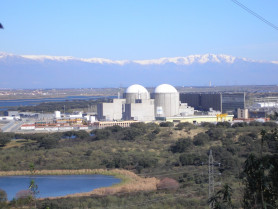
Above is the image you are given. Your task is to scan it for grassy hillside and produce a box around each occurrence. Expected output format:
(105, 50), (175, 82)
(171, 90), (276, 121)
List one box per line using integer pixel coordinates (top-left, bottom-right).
(0, 121), (277, 208)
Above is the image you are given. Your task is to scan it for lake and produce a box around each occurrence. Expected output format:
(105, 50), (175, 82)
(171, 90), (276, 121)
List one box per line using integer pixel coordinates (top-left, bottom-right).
(0, 175), (121, 200)
(0, 95), (117, 111)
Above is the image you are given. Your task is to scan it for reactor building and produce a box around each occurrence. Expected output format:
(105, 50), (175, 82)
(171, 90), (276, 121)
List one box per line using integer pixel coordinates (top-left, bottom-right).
(97, 84), (194, 122)
(180, 92), (245, 114)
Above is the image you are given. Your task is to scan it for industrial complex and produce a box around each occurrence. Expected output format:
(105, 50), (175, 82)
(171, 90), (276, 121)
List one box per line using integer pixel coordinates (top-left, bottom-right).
(1, 84), (275, 133)
(97, 84), (233, 124)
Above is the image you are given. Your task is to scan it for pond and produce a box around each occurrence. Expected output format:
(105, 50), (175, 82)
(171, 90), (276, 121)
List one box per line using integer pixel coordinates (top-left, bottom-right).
(0, 175), (121, 201)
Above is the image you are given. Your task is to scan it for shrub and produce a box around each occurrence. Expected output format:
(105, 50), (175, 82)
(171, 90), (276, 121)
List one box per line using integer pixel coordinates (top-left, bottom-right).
(179, 154), (195, 165)
(38, 135), (58, 149)
(175, 122), (195, 130)
(193, 133), (209, 146)
(93, 129), (111, 140)
(238, 135), (253, 146)
(206, 128), (224, 141)
(137, 156), (158, 168)
(201, 122), (216, 128)
(263, 122), (278, 128)
(249, 121), (263, 126)
(74, 130), (90, 139)
(0, 133), (14, 146)
(15, 190), (33, 199)
(232, 122), (248, 128)
(159, 122), (174, 127)
(121, 127), (141, 141)
(130, 122), (147, 132)
(179, 153), (207, 166)
(216, 121), (231, 128)
(157, 178), (179, 190)
(107, 125), (122, 133)
(171, 138), (192, 153)
(0, 189), (7, 202)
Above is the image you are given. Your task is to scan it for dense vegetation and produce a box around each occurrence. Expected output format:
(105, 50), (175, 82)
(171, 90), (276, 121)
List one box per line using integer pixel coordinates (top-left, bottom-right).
(0, 121), (277, 208)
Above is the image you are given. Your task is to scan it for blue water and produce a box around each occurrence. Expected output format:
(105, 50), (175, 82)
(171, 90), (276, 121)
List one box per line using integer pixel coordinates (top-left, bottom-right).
(0, 175), (121, 200)
(0, 95), (116, 111)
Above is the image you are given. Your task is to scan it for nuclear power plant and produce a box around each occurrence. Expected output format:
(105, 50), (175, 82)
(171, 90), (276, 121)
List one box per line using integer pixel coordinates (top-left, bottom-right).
(97, 84), (193, 122)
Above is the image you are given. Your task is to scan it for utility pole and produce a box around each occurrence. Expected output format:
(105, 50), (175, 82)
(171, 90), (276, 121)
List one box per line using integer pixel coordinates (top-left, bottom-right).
(208, 149), (214, 206)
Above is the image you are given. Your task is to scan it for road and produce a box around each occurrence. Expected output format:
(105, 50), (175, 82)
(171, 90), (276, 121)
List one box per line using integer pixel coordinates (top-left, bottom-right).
(1, 120), (24, 132)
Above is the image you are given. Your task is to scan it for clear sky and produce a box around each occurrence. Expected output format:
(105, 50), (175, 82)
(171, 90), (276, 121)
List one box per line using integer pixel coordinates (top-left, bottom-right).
(1, 0), (278, 61)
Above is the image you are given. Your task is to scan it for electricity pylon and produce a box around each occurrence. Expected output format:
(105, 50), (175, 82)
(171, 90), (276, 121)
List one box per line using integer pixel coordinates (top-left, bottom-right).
(208, 149), (214, 199)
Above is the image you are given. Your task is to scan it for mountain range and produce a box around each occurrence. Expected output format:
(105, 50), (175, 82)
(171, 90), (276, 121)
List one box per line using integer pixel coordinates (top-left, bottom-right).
(0, 52), (277, 88)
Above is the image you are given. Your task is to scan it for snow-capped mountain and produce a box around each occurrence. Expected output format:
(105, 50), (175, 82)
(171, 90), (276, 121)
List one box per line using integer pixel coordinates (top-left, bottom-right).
(0, 52), (265, 65)
(0, 52), (277, 88)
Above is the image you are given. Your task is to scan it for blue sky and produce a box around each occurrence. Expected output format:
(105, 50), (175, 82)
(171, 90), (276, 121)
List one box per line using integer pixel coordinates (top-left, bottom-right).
(1, 0), (278, 61)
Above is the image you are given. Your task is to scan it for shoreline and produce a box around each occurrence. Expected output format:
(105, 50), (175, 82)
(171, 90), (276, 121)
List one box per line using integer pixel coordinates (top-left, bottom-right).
(0, 169), (159, 200)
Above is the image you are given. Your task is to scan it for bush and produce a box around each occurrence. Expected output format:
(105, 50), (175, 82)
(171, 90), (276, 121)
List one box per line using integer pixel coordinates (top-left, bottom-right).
(137, 156), (158, 168)
(107, 125), (122, 133)
(249, 121), (263, 126)
(0, 132), (14, 146)
(171, 138), (192, 153)
(175, 122), (195, 130)
(159, 122), (174, 127)
(179, 154), (195, 165)
(157, 178), (179, 190)
(179, 153), (207, 166)
(238, 135), (253, 146)
(263, 122), (278, 128)
(0, 189), (7, 202)
(193, 133), (209, 146)
(15, 190), (33, 199)
(38, 135), (58, 149)
(0, 137), (10, 147)
(206, 128), (224, 141)
(93, 129), (111, 140)
(201, 122), (216, 128)
(74, 130), (90, 139)
(130, 122), (147, 132)
(121, 127), (142, 141)
(232, 122), (248, 128)
(216, 121), (231, 128)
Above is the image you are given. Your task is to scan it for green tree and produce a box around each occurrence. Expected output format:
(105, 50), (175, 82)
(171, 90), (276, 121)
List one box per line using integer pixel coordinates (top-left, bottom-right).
(208, 184), (233, 209)
(0, 189), (7, 208)
(159, 122), (174, 127)
(170, 138), (192, 153)
(242, 129), (278, 209)
(193, 132), (209, 146)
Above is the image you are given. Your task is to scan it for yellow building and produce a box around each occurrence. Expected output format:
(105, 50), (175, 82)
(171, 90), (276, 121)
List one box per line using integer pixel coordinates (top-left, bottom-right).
(164, 114), (234, 124)
(93, 121), (140, 128)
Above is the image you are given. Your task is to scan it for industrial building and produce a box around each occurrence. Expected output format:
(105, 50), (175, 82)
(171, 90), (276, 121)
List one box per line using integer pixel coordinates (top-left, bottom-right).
(180, 92), (245, 114)
(152, 84), (180, 117)
(164, 114), (234, 124)
(97, 84), (194, 122)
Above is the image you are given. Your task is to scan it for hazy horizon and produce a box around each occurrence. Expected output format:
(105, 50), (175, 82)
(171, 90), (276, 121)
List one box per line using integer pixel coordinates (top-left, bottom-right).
(1, 1), (278, 61)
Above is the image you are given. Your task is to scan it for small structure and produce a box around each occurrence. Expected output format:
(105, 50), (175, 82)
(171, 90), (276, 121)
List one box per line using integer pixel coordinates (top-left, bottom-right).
(237, 108), (248, 119)
(161, 114), (234, 124)
(93, 121), (139, 128)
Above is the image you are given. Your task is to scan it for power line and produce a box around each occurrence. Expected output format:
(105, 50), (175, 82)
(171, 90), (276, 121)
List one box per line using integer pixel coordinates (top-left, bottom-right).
(230, 0), (278, 31)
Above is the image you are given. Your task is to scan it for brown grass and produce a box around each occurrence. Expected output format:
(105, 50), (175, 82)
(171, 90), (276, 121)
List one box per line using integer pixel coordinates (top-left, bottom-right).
(3, 139), (35, 149)
(0, 169), (160, 200)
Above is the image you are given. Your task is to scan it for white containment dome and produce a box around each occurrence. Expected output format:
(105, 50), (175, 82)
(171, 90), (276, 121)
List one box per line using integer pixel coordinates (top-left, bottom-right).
(124, 84), (150, 103)
(154, 84), (178, 94)
(154, 84), (179, 117)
